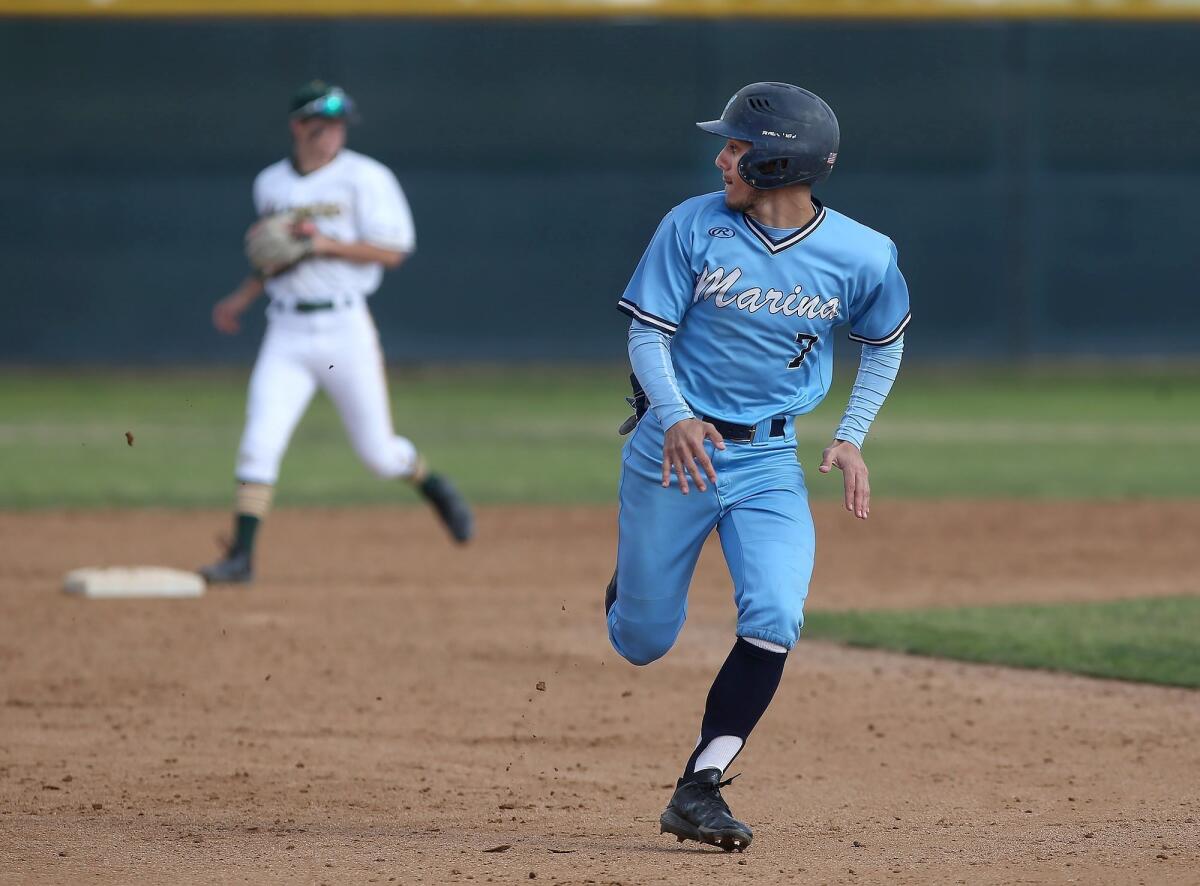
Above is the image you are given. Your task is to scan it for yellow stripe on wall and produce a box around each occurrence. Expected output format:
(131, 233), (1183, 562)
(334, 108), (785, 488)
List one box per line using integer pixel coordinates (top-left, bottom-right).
(3, 0), (1199, 18)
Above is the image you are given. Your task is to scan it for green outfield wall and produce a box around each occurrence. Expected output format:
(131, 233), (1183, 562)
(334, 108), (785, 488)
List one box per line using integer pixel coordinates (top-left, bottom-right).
(3, 17), (1196, 363)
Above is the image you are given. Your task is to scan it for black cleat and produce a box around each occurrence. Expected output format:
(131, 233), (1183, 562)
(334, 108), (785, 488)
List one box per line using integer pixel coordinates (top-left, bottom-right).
(605, 569), (618, 615)
(659, 769), (753, 852)
(418, 472), (474, 544)
(198, 548), (253, 585)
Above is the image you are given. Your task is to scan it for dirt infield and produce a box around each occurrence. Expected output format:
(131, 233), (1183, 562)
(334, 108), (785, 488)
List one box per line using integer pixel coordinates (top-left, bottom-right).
(1, 502), (1198, 885)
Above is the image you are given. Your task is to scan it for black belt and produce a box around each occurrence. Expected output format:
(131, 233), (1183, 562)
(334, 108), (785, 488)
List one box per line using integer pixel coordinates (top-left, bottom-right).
(274, 298), (354, 313)
(701, 415), (787, 443)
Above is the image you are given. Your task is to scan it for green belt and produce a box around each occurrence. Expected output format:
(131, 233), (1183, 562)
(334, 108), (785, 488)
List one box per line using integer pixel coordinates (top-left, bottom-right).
(295, 300), (336, 313)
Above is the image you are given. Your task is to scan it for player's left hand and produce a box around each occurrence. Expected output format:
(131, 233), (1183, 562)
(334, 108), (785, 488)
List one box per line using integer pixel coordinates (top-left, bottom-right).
(819, 440), (870, 520)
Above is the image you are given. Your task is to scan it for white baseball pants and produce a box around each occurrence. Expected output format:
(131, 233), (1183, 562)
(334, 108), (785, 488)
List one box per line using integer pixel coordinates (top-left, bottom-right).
(235, 301), (418, 485)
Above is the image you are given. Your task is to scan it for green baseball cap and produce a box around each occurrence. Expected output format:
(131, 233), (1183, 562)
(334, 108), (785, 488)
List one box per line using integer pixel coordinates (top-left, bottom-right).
(289, 81), (358, 122)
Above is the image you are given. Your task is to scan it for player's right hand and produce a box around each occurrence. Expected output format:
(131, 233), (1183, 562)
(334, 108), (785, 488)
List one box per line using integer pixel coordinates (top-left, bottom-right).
(662, 418), (725, 495)
(212, 296), (245, 334)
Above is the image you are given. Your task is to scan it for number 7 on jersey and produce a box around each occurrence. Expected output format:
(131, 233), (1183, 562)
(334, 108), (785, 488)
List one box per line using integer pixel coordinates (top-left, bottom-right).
(787, 333), (819, 369)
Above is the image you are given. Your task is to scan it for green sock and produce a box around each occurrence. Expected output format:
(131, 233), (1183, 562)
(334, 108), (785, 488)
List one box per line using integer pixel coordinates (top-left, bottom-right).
(233, 513), (260, 556)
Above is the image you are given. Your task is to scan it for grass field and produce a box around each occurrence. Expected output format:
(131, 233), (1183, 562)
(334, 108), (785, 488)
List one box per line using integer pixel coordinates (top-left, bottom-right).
(2, 366), (1197, 694)
(805, 595), (1200, 688)
(2, 365), (1198, 508)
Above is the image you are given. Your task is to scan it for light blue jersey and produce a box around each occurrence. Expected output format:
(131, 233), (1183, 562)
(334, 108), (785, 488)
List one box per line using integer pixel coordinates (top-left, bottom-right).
(617, 193), (910, 425)
(608, 191), (911, 659)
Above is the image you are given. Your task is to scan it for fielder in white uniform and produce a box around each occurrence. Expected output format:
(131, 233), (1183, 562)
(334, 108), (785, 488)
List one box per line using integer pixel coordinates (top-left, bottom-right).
(200, 81), (473, 584)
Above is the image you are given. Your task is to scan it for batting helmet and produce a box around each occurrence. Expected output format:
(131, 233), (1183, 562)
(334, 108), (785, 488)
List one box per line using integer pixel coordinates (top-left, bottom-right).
(697, 82), (840, 190)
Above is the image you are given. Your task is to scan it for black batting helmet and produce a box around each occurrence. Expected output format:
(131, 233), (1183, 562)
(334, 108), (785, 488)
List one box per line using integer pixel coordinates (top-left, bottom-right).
(697, 82), (840, 190)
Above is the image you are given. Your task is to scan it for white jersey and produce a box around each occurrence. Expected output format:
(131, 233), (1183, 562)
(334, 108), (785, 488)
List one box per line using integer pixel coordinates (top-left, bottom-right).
(253, 149), (416, 305)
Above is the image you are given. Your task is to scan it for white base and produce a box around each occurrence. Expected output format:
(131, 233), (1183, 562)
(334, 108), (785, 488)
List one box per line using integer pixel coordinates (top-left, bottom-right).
(64, 567), (206, 599)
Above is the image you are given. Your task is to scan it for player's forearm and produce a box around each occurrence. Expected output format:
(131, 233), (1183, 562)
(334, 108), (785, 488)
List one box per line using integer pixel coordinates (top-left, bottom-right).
(834, 335), (905, 448)
(231, 275), (266, 304)
(315, 238), (406, 268)
(628, 322), (694, 430)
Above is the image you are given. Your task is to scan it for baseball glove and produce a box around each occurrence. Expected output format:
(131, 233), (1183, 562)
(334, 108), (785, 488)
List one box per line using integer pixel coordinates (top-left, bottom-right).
(244, 211), (313, 277)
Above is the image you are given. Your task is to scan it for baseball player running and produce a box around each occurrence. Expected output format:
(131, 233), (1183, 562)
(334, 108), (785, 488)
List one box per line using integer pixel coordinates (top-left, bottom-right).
(199, 81), (473, 584)
(607, 82), (909, 850)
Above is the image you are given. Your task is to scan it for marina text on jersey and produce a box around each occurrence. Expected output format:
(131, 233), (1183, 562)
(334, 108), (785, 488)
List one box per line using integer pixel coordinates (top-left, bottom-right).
(692, 265), (841, 321)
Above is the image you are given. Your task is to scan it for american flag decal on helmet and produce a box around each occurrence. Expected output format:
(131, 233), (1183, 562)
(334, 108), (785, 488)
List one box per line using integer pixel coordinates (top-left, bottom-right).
(827, 152), (838, 164)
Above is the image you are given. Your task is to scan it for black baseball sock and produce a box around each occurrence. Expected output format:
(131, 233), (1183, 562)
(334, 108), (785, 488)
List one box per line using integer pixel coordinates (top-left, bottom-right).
(232, 513), (260, 557)
(683, 638), (788, 779)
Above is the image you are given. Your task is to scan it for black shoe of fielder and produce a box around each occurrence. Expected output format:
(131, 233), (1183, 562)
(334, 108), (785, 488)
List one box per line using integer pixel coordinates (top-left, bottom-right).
(418, 473), (474, 544)
(198, 548), (253, 585)
(659, 770), (753, 852)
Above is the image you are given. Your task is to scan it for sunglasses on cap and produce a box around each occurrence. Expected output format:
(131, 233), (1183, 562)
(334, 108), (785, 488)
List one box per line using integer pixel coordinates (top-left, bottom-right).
(290, 88), (358, 121)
